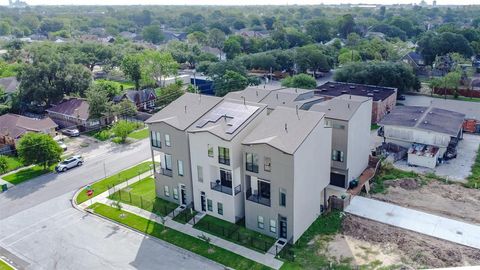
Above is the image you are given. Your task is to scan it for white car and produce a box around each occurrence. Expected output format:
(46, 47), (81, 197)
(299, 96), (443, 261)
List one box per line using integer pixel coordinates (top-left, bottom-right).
(63, 129), (80, 137)
(57, 141), (67, 151)
(55, 156), (83, 172)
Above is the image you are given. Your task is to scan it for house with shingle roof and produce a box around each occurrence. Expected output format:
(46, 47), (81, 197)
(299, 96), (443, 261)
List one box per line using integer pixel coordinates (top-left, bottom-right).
(46, 98), (105, 130)
(113, 89), (157, 111)
(0, 113), (57, 149)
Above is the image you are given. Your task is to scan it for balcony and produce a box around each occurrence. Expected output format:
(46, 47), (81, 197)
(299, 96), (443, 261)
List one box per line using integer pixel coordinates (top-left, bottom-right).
(246, 188), (271, 207)
(159, 168), (173, 177)
(210, 181), (241, 195)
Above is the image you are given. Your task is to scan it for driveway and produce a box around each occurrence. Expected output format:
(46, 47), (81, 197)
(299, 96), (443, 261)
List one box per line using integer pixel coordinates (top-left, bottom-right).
(0, 139), (222, 270)
(393, 133), (480, 182)
(346, 197), (480, 250)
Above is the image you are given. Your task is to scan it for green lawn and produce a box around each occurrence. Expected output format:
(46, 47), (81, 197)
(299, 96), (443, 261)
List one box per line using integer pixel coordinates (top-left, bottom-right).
(76, 162), (153, 204)
(2, 165), (54, 185)
(279, 211), (352, 270)
(89, 203), (271, 270)
(370, 163), (418, 194)
(108, 177), (178, 217)
(85, 126), (113, 141)
(2, 156), (24, 173)
(466, 145), (480, 189)
(128, 128), (149, 140)
(0, 259), (13, 270)
(194, 215), (276, 253)
(173, 208), (198, 224)
(94, 79), (136, 90)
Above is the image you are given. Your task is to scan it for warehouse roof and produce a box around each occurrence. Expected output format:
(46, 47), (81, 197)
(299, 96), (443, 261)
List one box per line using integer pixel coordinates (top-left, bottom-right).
(316, 81), (397, 102)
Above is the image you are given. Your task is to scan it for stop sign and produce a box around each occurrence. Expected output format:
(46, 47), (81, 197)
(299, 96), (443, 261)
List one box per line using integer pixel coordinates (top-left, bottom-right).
(86, 189), (94, 197)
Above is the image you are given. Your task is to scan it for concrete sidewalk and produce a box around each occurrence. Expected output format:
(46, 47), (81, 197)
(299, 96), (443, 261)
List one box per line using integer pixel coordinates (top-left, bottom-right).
(346, 196), (480, 250)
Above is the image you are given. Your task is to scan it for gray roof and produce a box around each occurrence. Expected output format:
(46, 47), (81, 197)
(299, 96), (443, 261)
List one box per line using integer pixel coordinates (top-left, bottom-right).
(260, 88), (323, 110)
(242, 106), (325, 155)
(188, 99), (266, 141)
(0, 113), (57, 139)
(223, 87), (276, 103)
(0, 77), (19, 93)
(379, 106), (465, 137)
(145, 93), (221, 131)
(310, 95), (371, 121)
(46, 98), (90, 120)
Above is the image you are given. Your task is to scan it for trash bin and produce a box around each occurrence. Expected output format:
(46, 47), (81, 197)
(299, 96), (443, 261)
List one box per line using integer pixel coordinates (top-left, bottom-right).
(1, 184), (7, 192)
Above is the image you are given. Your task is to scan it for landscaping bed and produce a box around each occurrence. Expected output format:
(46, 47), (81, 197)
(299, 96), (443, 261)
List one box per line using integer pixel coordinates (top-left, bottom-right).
(194, 215), (276, 253)
(89, 203), (271, 270)
(127, 128), (149, 140)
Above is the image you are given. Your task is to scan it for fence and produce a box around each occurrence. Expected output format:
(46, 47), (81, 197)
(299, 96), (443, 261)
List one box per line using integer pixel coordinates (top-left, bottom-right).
(190, 216), (274, 253)
(275, 244), (295, 262)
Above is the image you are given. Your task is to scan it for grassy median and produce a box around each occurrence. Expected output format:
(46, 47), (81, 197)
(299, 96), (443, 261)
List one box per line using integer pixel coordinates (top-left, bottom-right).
(89, 203), (271, 270)
(2, 165), (54, 185)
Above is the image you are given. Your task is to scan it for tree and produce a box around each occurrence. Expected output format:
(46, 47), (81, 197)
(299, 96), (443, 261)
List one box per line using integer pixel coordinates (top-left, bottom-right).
(111, 120), (136, 143)
(223, 36), (242, 60)
(295, 45), (331, 77)
(86, 85), (111, 119)
(68, 42), (115, 71)
(114, 100), (137, 117)
(39, 18), (64, 33)
(207, 28), (226, 54)
(338, 14), (356, 38)
(418, 31), (474, 65)
(0, 156), (8, 174)
(0, 21), (11, 36)
(338, 49), (361, 65)
(121, 54), (143, 90)
(305, 19), (331, 43)
(187, 31), (207, 45)
(334, 62), (421, 94)
(17, 133), (62, 169)
(214, 70), (248, 97)
(281, 74), (317, 89)
(142, 25), (164, 44)
(141, 50), (179, 87)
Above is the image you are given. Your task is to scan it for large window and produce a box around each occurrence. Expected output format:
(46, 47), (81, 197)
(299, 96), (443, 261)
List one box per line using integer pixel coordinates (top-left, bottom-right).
(208, 145), (214, 157)
(173, 188), (179, 200)
(264, 157), (271, 172)
(150, 131), (161, 148)
(217, 202), (223, 215)
(279, 188), (286, 207)
(220, 169), (232, 188)
(177, 160), (184, 176)
(218, 147), (230, 165)
(197, 165), (203, 183)
(164, 186), (170, 197)
(332, 150), (344, 162)
(257, 216), (264, 229)
(332, 123), (345, 130)
(270, 219), (277, 233)
(207, 199), (213, 211)
(245, 153), (259, 173)
(164, 154), (173, 170)
(165, 134), (171, 146)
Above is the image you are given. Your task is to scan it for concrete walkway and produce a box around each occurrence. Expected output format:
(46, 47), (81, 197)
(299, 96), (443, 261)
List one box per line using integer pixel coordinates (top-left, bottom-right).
(346, 196), (480, 250)
(76, 174), (283, 270)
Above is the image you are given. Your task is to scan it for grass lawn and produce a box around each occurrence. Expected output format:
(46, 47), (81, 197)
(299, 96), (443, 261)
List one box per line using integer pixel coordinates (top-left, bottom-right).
(279, 211), (352, 270)
(194, 215), (276, 253)
(108, 177), (178, 217)
(128, 128), (149, 140)
(173, 208), (198, 224)
(94, 79), (135, 90)
(76, 162), (153, 204)
(466, 145), (480, 189)
(85, 126), (113, 141)
(89, 203), (271, 270)
(2, 165), (54, 185)
(0, 259), (13, 270)
(370, 163), (418, 194)
(2, 156), (24, 173)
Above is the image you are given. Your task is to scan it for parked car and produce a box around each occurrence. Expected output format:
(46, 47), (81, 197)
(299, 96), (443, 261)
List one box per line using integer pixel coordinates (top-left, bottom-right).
(55, 156), (83, 172)
(63, 129), (80, 137)
(57, 141), (67, 151)
(398, 95), (406, 101)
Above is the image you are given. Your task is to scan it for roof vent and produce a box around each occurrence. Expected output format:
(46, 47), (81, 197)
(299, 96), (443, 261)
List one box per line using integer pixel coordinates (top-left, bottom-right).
(329, 84), (335, 88)
(413, 118), (418, 121)
(373, 90), (380, 93)
(349, 86), (355, 89)
(424, 121), (428, 124)
(341, 90), (348, 94)
(367, 93), (374, 96)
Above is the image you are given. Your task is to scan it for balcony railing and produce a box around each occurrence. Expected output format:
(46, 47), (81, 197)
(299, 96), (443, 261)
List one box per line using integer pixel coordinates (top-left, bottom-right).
(210, 181), (242, 195)
(246, 187), (271, 207)
(159, 168), (173, 177)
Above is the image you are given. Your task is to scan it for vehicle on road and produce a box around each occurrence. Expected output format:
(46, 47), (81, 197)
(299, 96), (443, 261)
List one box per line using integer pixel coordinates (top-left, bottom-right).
(57, 141), (67, 151)
(63, 129), (80, 137)
(55, 156), (83, 172)
(398, 95), (406, 101)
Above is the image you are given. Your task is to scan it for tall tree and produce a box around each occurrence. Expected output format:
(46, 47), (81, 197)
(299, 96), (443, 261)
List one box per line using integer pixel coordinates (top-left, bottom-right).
(207, 28), (226, 55)
(305, 19), (331, 43)
(214, 70), (248, 97)
(141, 50), (179, 87)
(121, 54), (143, 90)
(17, 133), (62, 169)
(142, 25), (164, 44)
(281, 74), (317, 89)
(338, 14), (356, 38)
(86, 84), (112, 119)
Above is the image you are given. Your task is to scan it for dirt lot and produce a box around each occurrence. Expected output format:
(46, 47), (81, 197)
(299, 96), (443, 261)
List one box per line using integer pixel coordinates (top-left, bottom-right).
(371, 178), (480, 225)
(334, 215), (480, 269)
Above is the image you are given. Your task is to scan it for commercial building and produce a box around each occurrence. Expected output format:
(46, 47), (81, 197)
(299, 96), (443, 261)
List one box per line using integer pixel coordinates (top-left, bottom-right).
(315, 81), (397, 123)
(242, 107), (331, 242)
(310, 95), (372, 189)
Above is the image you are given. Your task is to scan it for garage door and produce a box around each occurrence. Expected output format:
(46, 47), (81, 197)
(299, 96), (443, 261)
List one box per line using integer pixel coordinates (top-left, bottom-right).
(330, 173), (346, 188)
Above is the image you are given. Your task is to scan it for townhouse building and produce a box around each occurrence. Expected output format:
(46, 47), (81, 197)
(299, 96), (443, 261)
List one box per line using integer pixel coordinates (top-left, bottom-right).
(188, 99), (267, 223)
(310, 95), (372, 189)
(241, 107), (332, 243)
(145, 93), (222, 206)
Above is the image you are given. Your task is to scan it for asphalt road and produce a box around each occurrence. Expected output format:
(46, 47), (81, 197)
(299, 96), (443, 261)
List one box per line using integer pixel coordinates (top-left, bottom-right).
(0, 139), (222, 270)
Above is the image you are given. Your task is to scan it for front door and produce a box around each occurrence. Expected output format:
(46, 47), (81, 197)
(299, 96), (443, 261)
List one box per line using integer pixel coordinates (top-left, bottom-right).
(279, 216), (287, 239)
(180, 185), (187, 205)
(200, 192), (206, 212)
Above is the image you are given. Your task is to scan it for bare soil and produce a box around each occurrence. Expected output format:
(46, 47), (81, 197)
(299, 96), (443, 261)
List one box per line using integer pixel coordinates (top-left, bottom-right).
(371, 178), (480, 225)
(342, 215), (480, 269)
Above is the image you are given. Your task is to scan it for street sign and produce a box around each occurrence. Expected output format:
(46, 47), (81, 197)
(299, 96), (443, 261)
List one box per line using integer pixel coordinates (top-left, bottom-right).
(86, 189), (94, 197)
(84, 185), (92, 191)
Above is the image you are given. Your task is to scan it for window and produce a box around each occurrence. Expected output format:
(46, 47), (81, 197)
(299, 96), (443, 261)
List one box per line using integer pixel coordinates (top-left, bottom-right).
(165, 134), (171, 146)
(197, 165), (203, 183)
(177, 160), (184, 176)
(207, 199), (213, 211)
(164, 186), (170, 197)
(218, 147), (230, 165)
(173, 188), (179, 200)
(257, 216), (264, 229)
(220, 169), (232, 188)
(150, 131), (161, 148)
(217, 202), (223, 215)
(164, 154), (173, 170)
(245, 153), (259, 173)
(332, 150), (344, 162)
(270, 219), (277, 233)
(332, 123), (345, 130)
(264, 157), (271, 172)
(208, 145), (214, 157)
(325, 119), (332, 128)
(279, 188), (286, 207)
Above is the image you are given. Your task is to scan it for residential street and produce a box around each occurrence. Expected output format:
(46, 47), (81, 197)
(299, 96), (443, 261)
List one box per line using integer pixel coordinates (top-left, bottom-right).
(0, 139), (222, 270)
